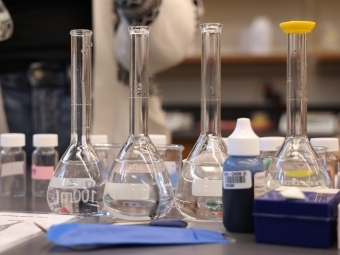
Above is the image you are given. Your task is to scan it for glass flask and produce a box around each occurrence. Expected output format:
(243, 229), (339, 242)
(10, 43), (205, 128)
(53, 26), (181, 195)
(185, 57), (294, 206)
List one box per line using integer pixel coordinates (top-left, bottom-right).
(266, 21), (332, 189)
(174, 23), (228, 221)
(104, 26), (174, 221)
(47, 30), (107, 215)
(0, 0), (13, 41)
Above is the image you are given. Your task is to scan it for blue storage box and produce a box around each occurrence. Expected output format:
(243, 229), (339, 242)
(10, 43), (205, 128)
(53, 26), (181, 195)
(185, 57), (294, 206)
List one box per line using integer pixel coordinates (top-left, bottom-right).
(254, 189), (340, 248)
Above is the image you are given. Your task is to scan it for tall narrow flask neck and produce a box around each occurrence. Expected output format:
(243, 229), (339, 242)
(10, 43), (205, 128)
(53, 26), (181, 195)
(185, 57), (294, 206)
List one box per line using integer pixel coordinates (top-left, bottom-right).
(200, 23), (222, 135)
(286, 33), (307, 137)
(70, 29), (93, 146)
(129, 26), (150, 136)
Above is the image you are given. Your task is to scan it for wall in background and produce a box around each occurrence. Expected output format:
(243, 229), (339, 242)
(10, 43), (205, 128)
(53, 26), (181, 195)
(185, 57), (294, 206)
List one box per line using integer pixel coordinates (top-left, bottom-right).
(156, 0), (340, 107)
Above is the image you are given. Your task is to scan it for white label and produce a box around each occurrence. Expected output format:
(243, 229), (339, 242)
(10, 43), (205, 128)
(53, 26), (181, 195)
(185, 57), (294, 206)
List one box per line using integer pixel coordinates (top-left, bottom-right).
(192, 178), (222, 197)
(1, 162), (24, 177)
(276, 186), (340, 194)
(164, 161), (176, 175)
(104, 183), (150, 200)
(223, 170), (252, 189)
(254, 172), (266, 198)
(49, 177), (96, 189)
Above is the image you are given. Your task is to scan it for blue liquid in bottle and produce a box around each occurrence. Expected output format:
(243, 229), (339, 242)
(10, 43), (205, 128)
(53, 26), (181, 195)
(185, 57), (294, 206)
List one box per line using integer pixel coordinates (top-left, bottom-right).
(223, 156), (263, 233)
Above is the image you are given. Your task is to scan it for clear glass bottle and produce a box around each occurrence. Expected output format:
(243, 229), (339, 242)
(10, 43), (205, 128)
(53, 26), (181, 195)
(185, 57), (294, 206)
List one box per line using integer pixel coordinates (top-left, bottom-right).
(311, 138), (339, 187)
(175, 23), (227, 222)
(266, 21), (332, 189)
(32, 134), (58, 197)
(0, 133), (26, 197)
(259, 137), (284, 171)
(47, 30), (107, 215)
(104, 26), (173, 221)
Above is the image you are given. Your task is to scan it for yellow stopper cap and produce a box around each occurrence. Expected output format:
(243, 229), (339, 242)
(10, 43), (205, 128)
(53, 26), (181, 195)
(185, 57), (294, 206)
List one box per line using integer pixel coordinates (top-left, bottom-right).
(280, 21), (316, 34)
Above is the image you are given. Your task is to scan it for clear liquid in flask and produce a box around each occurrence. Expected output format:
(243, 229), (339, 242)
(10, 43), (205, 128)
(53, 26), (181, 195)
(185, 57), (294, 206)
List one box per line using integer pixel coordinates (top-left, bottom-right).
(175, 160), (223, 221)
(104, 158), (173, 221)
(47, 160), (106, 215)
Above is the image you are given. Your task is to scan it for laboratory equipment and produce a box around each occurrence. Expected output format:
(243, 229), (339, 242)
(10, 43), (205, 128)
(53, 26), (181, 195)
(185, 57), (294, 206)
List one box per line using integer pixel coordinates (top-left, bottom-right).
(175, 23), (227, 221)
(259, 137), (284, 170)
(311, 138), (339, 187)
(47, 29), (107, 215)
(254, 188), (340, 248)
(104, 26), (173, 221)
(223, 118), (263, 233)
(0, 133), (26, 197)
(32, 134), (58, 197)
(149, 134), (185, 190)
(93, 143), (123, 174)
(266, 21), (332, 189)
(0, 0), (13, 41)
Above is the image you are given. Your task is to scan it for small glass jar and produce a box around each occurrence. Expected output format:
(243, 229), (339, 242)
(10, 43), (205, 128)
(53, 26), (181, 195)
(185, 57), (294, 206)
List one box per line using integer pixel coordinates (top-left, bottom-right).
(154, 144), (184, 190)
(0, 133), (26, 197)
(92, 143), (123, 173)
(311, 138), (339, 188)
(32, 134), (58, 197)
(149, 134), (184, 190)
(259, 137), (284, 171)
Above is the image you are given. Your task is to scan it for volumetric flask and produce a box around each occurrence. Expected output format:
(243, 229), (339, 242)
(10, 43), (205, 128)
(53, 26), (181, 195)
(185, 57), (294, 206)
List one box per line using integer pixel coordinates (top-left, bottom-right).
(47, 30), (107, 215)
(104, 26), (173, 221)
(174, 23), (227, 221)
(266, 21), (332, 189)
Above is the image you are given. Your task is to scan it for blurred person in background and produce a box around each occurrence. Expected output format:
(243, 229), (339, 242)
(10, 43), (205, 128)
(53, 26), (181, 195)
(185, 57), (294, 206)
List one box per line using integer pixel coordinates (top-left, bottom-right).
(0, 0), (202, 163)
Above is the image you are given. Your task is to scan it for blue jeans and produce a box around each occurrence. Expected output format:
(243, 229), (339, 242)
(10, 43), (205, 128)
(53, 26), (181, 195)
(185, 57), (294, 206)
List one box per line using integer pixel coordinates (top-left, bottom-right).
(0, 62), (71, 164)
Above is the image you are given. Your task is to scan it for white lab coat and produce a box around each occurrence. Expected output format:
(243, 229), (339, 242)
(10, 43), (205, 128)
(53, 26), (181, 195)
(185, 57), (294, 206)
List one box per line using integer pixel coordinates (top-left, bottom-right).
(0, 0), (198, 144)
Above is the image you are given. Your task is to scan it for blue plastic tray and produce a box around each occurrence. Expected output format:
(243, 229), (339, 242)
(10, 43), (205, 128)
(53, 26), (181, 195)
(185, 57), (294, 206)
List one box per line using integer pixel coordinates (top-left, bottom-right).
(254, 190), (340, 248)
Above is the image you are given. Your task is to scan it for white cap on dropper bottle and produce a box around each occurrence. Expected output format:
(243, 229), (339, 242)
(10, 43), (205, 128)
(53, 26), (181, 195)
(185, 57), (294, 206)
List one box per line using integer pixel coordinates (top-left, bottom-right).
(227, 118), (260, 156)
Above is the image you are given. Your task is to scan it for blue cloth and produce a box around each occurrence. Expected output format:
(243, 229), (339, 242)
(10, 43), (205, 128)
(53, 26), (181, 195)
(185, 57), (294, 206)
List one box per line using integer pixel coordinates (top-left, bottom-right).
(47, 223), (228, 247)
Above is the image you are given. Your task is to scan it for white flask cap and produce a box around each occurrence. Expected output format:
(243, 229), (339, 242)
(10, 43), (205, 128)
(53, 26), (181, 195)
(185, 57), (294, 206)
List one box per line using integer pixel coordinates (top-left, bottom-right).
(310, 138), (339, 152)
(260, 137), (285, 151)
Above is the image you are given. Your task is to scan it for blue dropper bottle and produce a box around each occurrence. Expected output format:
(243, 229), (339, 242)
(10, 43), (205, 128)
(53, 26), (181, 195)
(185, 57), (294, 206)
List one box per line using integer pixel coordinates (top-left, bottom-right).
(223, 118), (263, 233)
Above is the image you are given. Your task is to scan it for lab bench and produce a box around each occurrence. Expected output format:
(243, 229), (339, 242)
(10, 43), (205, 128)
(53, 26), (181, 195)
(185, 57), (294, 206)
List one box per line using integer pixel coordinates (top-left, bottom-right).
(0, 195), (339, 255)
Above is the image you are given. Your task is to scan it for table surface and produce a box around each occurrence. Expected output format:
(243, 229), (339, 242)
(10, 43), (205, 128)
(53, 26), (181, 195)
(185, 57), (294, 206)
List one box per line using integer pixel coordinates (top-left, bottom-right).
(0, 195), (339, 255)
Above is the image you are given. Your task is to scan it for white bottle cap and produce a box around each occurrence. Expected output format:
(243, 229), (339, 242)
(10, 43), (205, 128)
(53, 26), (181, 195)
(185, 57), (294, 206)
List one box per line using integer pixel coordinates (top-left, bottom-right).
(260, 137), (285, 151)
(91, 135), (108, 144)
(33, 134), (58, 147)
(0, 133), (25, 147)
(310, 138), (339, 152)
(227, 118), (260, 156)
(149, 134), (166, 145)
